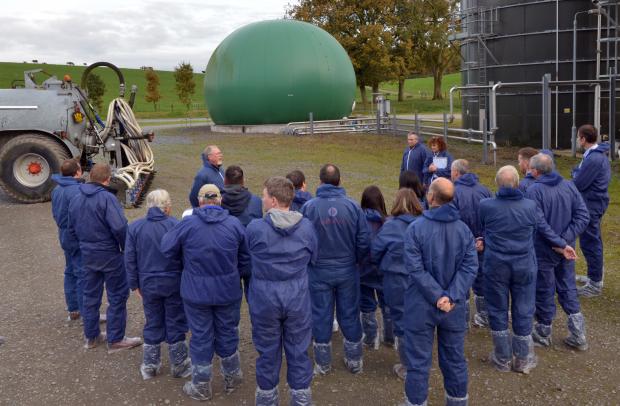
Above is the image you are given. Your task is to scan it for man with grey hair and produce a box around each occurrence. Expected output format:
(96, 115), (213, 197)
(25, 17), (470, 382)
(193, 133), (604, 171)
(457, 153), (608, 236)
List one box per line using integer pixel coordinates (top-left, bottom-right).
(125, 189), (190, 380)
(479, 165), (575, 374)
(401, 131), (430, 186)
(188, 145), (225, 207)
(162, 184), (251, 400)
(526, 153), (590, 351)
(451, 159), (492, 328)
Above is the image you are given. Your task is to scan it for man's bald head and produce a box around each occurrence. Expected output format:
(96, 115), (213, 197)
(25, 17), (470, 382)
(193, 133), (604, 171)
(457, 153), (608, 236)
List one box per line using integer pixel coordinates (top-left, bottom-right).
(427, 178), (454, 207)
(495, 165), (520, 188)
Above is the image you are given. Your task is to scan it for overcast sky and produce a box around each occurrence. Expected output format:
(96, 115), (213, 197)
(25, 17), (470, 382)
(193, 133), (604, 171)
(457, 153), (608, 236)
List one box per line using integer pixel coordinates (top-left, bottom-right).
(1, 0), (292, 71)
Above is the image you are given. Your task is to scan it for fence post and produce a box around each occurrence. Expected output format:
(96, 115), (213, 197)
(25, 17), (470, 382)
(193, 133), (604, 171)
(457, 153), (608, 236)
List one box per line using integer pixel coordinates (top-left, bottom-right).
(542, 73), (552, 150)
(442, 112), (448, 144)
(392, 112), (397, 135)
(482, 120), (489, 165)
(309, 112), (314, 136)
(376, 106), (381, 135)
(609, 68), (616, 161)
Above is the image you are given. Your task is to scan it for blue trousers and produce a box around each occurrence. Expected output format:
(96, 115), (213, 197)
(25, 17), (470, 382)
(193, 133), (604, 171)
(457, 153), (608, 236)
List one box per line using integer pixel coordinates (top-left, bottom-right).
(360, 284), (386, 314)
(142, 279), (187, 345)
(249, 279), (313, 391)
(536, 259), (580, 326)
(184, 300), (240, 367)
(309, 267), (362, 343)
(483, 252), (536, 336)
(580, 211), (604, 282)
(82, 255), (129, 343)
(405, 313), (468, 404)
(383, 273), (407, 337)
(471, 252), (484, 297)
(63, 248), (83, 314)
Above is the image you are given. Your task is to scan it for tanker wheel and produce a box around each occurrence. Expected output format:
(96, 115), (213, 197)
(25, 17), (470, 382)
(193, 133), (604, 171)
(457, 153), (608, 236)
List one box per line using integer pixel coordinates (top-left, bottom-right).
(0, 133), (70, 203)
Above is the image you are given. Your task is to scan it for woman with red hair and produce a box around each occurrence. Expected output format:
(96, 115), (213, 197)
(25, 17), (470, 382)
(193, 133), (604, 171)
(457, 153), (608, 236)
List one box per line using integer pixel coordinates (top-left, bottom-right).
(422, 136), (454, 186)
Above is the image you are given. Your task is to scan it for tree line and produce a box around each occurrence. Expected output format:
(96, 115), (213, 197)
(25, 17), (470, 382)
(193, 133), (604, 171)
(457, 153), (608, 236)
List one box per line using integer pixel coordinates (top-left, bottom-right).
(287, 0), (459, 102)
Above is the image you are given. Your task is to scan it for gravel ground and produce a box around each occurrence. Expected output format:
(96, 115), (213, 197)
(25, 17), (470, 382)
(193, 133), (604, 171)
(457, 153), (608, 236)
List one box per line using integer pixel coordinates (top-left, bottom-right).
(0, 128), (618, 405)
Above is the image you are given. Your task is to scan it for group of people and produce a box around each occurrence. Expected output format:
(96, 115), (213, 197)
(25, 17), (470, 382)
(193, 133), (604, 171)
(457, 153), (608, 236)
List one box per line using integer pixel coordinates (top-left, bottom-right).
(50, 123), (611, 406)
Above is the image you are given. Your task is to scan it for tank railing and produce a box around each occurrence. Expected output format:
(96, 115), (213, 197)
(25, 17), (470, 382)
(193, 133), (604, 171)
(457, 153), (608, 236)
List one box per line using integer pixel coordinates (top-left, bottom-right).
(285, 117), (389, 136)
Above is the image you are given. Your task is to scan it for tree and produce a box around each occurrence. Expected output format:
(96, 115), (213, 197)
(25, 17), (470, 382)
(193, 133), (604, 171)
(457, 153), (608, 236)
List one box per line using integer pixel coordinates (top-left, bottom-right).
(86, 73), (106, 111)
(391, 0), (419, 101)
(174, 62), (196, 110)
(144, 68), (162, 111)
(288, 0), (400, 105)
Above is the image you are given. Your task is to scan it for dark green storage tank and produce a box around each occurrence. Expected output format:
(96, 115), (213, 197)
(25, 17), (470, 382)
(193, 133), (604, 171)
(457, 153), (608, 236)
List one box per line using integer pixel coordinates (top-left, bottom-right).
(204, 19), (356, 125)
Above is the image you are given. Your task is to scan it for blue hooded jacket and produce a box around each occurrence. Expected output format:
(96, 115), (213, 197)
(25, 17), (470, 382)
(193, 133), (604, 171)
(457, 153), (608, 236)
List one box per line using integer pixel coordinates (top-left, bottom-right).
(526, 173), (590, 264)
(290, 189), (313, 212)
(518, 173), (536, 193)
(358, 208), (385, 286)
(571, 143), (611, 216)
(125, 207), (182, 293)
(422, 151), (454, 186)
(301, 184), (370, 272)
(404, 203), (478, 310)
(221, 184), (263, 227)
(188, 154), (225, 207)
(67, 183), (128, 266)
(401, 143), (430, 185)
(161, 205), (250, 305)
(452, 173), (492, 239)
(51, 174), (83, 253)
(371, 214), (418, 275)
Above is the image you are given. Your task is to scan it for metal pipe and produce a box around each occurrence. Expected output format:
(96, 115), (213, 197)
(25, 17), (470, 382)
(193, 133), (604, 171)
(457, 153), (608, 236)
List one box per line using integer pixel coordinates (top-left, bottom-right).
(610, 68), (616, 161)
(596, 10), (602, 133)
(490, 82), (502, 130)
(555, 0), (559, 148)
(542, 73), (552, 150)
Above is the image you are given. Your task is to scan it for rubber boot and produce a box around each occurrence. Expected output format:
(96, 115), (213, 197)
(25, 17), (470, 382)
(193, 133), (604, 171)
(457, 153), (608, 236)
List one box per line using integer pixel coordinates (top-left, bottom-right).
(255, 387), (279, 406)
(512, 334), (538, 374)
(489, 329), (512, 372)
(472, 295), (489, 328)
(183, 363), (213, 401)
(169, 340), (191, 378)
(446, 392), (469, 406)
(220, 351), (243, 393)
(313, 341), (332, 375)
(532, 323), (552, 347)
(564, 312), (588, 351)
(140, 343), (162, 380)
(289, 387), (312, 406)
(343, 337), (363, 374)
(361, 312), (379, 350)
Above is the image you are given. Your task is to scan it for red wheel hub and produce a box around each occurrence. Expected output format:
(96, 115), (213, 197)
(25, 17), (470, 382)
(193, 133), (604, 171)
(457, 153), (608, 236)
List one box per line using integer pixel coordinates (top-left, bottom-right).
(27, 161), (42, 175)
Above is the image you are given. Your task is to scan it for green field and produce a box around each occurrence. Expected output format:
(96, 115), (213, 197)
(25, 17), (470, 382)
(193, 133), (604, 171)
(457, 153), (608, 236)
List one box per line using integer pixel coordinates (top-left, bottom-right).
(0, 61), (461, 119)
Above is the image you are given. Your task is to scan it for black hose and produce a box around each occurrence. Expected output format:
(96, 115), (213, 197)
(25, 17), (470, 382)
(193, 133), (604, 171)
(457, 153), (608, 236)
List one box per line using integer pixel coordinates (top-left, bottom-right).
(80, 62), (126, 97)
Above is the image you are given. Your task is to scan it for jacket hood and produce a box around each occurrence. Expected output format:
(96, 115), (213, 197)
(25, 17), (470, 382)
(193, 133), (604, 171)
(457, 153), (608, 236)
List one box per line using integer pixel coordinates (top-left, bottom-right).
(536, 171), (563, 186)
(293, 190), (312, 206)
(146, 207), (168, 221)
(316, 184), (346, 198)
(52, 174), (82, 187)
(364, 208), (384, 224)
(496, 187), (524, 200)
(395, 213), (418, 224)
(455, 173), (479, 187)
(222, 184), (252, 216)
(422, 203), (460, 223)
(194, 205), (228, 224)
(266, 208), (303, 234)
(79, 182), (111, 197)
(592, 143), (610, 154)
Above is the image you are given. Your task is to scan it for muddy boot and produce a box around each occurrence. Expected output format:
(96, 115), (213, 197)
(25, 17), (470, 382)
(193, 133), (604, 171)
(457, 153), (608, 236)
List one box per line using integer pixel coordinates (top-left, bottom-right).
(289, 387), (312, 406)
(393, 336), (407, 380)
(564, 313), (588, 351)
(140, 343), (162, 380)
(446, 392), (468, 406)
(532, 323), (552, 348)
(489, 330), (512, 372)
(183, 364), (212, 401)
(512, 334), (537, 374)
(221, 351), (243, 394)
(169, 340), (191, 378)
(84, 332), (107, 350)
(472, 295), (489, 328)
(361, 312), (379, 350)
(313, 341), (332, 375)
(382, 311), (395, 347)
(343, 337), (363, 374)
(577, 280), (602, 298)
(255, 387), (279, 406)
(107, 336), (143, 354)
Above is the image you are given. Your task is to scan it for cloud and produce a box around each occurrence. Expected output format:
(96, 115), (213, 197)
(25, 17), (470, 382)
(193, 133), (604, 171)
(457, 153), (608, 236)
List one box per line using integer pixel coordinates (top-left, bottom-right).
(0, 0), (291, 70)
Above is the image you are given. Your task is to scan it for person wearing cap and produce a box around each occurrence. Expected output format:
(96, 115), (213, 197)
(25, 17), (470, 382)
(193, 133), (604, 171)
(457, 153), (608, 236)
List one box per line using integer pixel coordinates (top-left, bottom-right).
(246, 176), (318, 406)
(162, 184), (251, 401)
(188, 145), (225, 208)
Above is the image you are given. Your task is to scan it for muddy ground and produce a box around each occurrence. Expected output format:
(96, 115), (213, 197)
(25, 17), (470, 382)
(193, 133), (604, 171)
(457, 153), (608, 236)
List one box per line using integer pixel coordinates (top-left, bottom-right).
(1, 128), (619, 405)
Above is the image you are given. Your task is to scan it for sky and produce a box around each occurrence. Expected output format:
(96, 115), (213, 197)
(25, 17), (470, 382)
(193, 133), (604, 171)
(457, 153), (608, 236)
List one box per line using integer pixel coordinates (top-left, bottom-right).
(0, 0), (292, 71)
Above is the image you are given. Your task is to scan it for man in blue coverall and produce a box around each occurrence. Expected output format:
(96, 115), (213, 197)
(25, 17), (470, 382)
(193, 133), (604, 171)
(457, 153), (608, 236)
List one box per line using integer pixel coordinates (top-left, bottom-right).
(125, 189), (190, 380)
(66, 164), (142, 352)
(301, 164), (370, 375)
(162, 184), (251, 400)
(286, 170), (313, 212)
(527, 153), (590, 351)
(450, 159), (492, 328)
(247, 176), (318, 406)
(480, 166), (576, 374)
(572, 124), (612, 297)
(401, 132), (430, 186)
(188, 145), (225, 208)
(402, 178), (478, 406)
(51, 158), (84, 321)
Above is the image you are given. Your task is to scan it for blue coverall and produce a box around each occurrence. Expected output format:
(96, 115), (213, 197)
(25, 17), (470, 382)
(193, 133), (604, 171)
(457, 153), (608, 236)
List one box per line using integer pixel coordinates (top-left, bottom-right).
(401, 143), (430, 188)
(188, 154), (225, 207)
(291, 189), (313, 212)
(422, 151), (454, 186)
